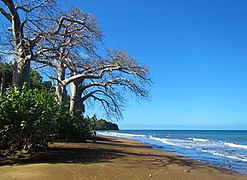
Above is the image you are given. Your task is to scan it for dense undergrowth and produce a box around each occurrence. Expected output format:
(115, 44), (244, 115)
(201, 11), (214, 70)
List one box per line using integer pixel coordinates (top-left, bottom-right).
(0, 84), (93, 154)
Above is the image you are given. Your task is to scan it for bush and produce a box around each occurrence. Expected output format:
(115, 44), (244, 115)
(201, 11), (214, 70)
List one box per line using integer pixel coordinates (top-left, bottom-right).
(0, 85), (59, 151)
(0, 85), (94, 153)
(54, 110), (93, 142)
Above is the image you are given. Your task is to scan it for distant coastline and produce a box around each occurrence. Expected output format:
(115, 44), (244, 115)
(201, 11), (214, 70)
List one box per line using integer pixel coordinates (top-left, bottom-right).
(95, 119), (119, 130)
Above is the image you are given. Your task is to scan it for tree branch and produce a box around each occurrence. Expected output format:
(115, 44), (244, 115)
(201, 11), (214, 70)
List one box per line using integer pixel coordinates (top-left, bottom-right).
(0, 7), (11, 22)
(1, 0), (16, 16)
(16, 1), (46, 13)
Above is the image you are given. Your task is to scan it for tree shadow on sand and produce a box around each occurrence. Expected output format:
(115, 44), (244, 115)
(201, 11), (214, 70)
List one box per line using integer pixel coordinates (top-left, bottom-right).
(0, 136), (236, 175)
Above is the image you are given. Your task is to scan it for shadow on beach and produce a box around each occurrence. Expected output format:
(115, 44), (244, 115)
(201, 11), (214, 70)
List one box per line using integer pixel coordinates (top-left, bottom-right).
(0, 136), (236, 175)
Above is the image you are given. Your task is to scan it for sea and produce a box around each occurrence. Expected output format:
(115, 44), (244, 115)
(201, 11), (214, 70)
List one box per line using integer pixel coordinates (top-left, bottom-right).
(97, 130), (247, 174)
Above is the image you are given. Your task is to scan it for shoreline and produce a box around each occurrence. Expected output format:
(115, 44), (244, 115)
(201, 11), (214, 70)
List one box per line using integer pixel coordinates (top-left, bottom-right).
(103, 135), (244, 174)
(0, 136), (246, 179)
(98, 130), (247, 175)
(102, 135), (246, 177)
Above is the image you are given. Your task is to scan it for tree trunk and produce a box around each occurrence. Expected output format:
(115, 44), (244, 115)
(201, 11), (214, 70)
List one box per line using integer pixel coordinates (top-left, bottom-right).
(5, 0), (31, 89)
(56, 83), (67, 103)
(12, 56), (30, 89)
(69, 78), (84, 113)
(55, 62), (67, 104)
(0, 69), (5, 95)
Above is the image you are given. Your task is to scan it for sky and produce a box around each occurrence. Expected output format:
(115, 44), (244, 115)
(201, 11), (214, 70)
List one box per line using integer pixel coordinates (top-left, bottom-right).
(48, 1), (247, 129)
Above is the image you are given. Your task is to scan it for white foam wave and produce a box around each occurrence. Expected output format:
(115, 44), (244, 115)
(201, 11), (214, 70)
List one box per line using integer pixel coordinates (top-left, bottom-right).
(98, 131), (247, 164)
(224, 142), (247, 149)
(188, 138), (209, 142)
(97, 131), (146, 138)
(201, 149), (247, 162)
(149, 136), (191, 148)
(149, 136), (177, 146)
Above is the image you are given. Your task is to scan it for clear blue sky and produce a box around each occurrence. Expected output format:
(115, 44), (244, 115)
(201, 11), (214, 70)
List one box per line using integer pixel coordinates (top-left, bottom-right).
(66, 0), (247, 130)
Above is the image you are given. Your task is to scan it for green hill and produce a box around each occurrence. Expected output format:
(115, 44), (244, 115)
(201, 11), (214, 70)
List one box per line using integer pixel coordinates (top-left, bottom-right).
(95, 119), (119, 130)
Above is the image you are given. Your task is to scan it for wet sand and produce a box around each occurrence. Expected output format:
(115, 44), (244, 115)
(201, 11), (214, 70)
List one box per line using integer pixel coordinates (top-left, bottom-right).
(0, 136), (246, 180)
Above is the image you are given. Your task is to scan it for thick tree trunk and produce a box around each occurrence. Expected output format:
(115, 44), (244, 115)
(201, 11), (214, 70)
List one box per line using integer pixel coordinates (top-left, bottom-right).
(12, 56), (30, 89)
(69, 78), (84, 113)
(56, 83), (67, 103)
(55, 62), (67, 104)
(5, 0), (31, 89)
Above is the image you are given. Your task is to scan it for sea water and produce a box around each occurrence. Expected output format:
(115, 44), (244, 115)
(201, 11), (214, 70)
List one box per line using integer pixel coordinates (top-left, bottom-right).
(97, 130), (247, 174)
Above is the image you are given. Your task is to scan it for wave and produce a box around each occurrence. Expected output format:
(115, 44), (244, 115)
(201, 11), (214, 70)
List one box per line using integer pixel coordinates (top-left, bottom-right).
(97, 131), (146, 138)
(188, 138), (209, 142)
(224, 142), (247, 149)
(149, 136), (177, 146)
(149, 136), (191, 148)
(201, 149), (247, 162)
(98, 131), (247, 174)
(148, 136), (247, 164)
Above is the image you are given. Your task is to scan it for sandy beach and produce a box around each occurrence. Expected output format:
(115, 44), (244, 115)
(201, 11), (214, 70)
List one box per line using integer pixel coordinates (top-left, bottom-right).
(0, 136), (246, 180)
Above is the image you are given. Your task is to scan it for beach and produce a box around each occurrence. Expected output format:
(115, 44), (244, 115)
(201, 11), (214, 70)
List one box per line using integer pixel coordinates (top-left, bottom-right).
(0, 136), (246, 180)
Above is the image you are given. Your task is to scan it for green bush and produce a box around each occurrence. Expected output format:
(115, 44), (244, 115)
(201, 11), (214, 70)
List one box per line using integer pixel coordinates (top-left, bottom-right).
(0, 85), (94, 153)
(0, 85), (58, 151)
(0, 84), (96, 152)
(55, 110), (92, 142)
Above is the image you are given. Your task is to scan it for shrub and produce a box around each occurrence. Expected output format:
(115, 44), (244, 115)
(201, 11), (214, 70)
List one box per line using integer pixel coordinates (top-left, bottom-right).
(0, 85), (58, 151)
(55, 110), (92, 142)
(0, 85), (94, 153)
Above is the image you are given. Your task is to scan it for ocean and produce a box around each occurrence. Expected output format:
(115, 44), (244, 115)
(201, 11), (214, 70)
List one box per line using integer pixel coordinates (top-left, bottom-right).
(97, 130), (247, 174)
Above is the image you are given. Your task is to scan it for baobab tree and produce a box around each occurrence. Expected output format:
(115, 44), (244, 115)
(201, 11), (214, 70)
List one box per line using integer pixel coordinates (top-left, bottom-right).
(30, 7), (151, 117)
(1, 1), (152, 118)
(0, 0), (58, 89)
(32, 7), (102, 103)
(69, 50), (151, 119)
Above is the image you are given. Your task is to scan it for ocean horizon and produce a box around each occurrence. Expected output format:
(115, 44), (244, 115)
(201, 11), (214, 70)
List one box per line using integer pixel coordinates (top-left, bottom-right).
(97, 130), (247, 175)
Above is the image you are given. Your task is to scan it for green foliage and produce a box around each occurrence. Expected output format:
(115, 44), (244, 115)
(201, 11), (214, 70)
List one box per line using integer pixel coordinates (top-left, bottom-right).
(0, 62), (54, 92)
(0, 62), (13, 89)
(95, 119), (119, 130)
(0, 84), (58, 151)
(55, 109), (97, 142)
(55, 111), (92, 142)
(30, 69), (54, 92)
(30, 69), (43, 89)
(0, 85), (92, 152)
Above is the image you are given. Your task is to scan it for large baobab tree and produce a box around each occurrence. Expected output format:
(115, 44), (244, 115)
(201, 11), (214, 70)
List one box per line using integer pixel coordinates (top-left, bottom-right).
(0, 0), (57, 89)
(0, 1), (152, 118)
(69, 50), (151, 119)
(32, 7), (102, 103)
(31, 7), (151, 117)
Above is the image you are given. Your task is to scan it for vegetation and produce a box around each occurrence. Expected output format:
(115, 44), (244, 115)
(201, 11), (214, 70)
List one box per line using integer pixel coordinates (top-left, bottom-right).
(0, 85), (58, 151)
(0, 0), (151, 154)
(0, 0), (151, 118)
(0, 84), (94, 152)
(95, 119), (119, 130)
(0, 62), (54, 93)
(0, 62), (12, 95)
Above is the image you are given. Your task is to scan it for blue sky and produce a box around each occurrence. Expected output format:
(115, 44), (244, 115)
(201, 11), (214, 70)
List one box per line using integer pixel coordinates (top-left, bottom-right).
(66, 1), (247, 129)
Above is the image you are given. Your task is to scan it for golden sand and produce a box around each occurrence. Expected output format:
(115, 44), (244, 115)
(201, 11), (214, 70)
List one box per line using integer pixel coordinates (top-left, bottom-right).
(0, 136), (246, 180)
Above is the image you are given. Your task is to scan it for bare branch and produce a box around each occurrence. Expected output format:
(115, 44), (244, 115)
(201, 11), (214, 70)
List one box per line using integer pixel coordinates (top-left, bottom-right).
(16, 1), (46, 13)
(1, 0), (16, 17)
(0, 7), (11, 22)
